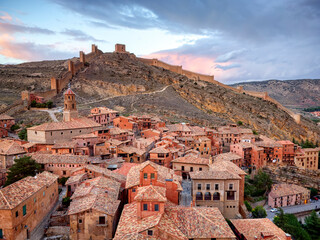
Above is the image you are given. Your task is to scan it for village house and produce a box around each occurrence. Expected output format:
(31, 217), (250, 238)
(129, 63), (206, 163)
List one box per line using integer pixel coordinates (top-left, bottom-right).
(133, 137), (155, 153)
(171, 154), (210, 179)
(0, 171), (58, 240)
(254, 136), (283, 164)
(0, 114), (15, 138)
(277, 140), (295, 166)
(294, 147), (319, 170)
(166, 122), (193, 137)
(140, 129), (161, 140)
(189, 159), (246, 219)
(114, 184), (236, 239)
(109, 127), (134, 142)
(72, 133), (100, 156)
(215, 152), (244, 168)
(51, 141), (78, 155)
(68, 176), (121, 240)
(117, 146), (146, 163)
(192, 136), (212, 157)
(230, 218), (291, 240)
(65, 172), (88, 197)
(230, 142), (266, 169)
(0, 139), (26, 169)
(217, 125), (254, 148)
(268, 183), (310, 208)
(30, 153), (91, 178)
(113, 116), (138, 132)
(149, 146), (178, 168)
(126, 161), (182, 205)
(88, 107), (119, 127)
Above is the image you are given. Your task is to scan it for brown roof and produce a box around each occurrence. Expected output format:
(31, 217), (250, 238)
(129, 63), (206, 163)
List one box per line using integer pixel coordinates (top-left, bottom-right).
(0, 140), (26, 155)
(113, 163), (139, 176)
(65, 173), (87, 185)
(0, 114), (14, 120)
(30, 153), (90, 164)
(119, 146), (146, 156)
(231, 218), (289, 240)
(190, 168), (241, 180)
(68, 176), (121, 216)
(149, 146), (169, 154)
(126, 161), (182, 189)
(215, 152), (242, 162)
(114, 203), (235, 240)
(167, 123), (192, 132)
(64, 88), (75, 95)
(0, 171), (58, 209)
(134, 185), (167, 202)
(28, 117), (101, 131)
(269, 183), (309, 199)
(171, 155), (209, 165)
(52, 141), (77, 149)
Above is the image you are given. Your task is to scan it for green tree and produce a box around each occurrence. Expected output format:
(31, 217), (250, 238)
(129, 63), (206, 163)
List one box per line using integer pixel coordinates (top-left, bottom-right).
(252, 169), (273, 196)
(237, 120), (243, 126)
(304, 211), (320, 240)
(252, 205), (267, 218)
(30, 100), (37, 107)
(5, 156), (41, 186)
(310, 188), (318, 198)
(18, 128), (27, 141)
(274, 210), (311, 240)
(46, 100), (53, 109)
(10, 124), (20, 131)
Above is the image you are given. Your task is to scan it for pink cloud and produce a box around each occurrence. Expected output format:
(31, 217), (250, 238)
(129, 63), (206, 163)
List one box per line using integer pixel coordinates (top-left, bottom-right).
(143, 52), (235, 83)
(0, 11), (12, 21)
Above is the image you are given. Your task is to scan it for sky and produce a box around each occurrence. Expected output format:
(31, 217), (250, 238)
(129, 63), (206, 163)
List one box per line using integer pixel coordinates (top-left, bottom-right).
(0, 0), (319, 83)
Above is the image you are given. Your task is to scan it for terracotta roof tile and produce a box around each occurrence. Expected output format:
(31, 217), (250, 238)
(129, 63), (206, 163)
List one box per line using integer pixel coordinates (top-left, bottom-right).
(231, 218), (289, 240)
(0, 139), (26, 155)
(0, 171), (58, 209)
(0, 114), (14, 120)
(171, 155), (209, 165)
(134, 185), (167, 202)
(269, 183), (309, 199)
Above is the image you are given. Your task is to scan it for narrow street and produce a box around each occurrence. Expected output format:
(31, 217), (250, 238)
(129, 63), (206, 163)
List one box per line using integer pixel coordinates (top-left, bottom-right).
(30, 187), (66, 240)
(265, 199), (320, 221)
(180, 179), (192, 206)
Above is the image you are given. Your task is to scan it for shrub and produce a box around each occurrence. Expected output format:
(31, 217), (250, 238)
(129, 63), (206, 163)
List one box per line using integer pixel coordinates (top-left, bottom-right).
(30, 100), (37, 107)
(244, 200), (252, 212)
(237, 121), (243, 126)
(62, 197), (72, 207)
(252, 206), (267, 218)
(10, 124), (20, 131)
(58, 177), (69, 186)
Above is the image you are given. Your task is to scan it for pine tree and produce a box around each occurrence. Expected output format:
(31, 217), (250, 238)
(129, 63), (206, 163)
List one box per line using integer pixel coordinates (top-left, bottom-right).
(5, 156), (41, 186)
(304, 211), (320, 240)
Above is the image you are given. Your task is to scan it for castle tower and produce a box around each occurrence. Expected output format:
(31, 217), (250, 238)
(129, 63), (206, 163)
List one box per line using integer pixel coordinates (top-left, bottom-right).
(63, 88), (78, 122)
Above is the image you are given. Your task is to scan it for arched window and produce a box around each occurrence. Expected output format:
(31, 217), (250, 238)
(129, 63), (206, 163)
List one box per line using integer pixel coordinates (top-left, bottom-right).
(213, 192), (220, 200)
(204, 192), (211, 200)
(196, 192), (203, 200)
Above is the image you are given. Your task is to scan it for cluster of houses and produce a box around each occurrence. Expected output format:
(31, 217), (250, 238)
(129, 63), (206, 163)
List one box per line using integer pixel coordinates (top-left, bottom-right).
(0, 88), (318, 239)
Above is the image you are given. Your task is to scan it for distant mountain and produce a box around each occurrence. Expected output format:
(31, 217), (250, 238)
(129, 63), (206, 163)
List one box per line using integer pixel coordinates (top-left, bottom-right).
(231, 79), (320, 109)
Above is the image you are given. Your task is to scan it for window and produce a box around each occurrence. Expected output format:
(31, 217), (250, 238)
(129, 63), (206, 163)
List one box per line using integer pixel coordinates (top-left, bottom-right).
(196, 192), (203, 200)
(197, 184), (202, 190)
(213, 192), (220, 200)
(99, 216), (105, 225)
(0, 229), (2, 239)
(199, 167), (202, 171)
(148, 230), (153, 236)
(190, 167), (193, 172)
(204, 192), (211, 200)
(79, 219), (82, 223)
(43, 191), (45, 196)
(23, 205), (26, 216)
(143, 204), (148, 211)
(63, 171), (66, 175)
(227, 191), (235, 200)
(16, 211), (18, 217)
(132, 188), (136, 193)
(206, 184), (210, 190)
(181, 166), (185, 171)
(154, 204), (159, 211)
(151, 173), (155, 179)
(143, 173), (148, 179)
(215, 184), (219, 190)
(229, 184), (233, 190)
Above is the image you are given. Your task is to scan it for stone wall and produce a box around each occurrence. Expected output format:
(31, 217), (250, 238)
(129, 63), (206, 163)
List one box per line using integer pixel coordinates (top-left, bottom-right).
(263, 165), (320, 190)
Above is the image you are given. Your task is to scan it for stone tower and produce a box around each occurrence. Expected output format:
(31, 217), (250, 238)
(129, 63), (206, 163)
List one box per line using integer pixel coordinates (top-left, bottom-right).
(63, 88), (78, 122)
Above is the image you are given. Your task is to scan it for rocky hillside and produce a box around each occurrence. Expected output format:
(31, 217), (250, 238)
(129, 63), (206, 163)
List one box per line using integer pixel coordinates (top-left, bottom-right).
(231, 79), (320, 109)
(2, 52), (320, 143)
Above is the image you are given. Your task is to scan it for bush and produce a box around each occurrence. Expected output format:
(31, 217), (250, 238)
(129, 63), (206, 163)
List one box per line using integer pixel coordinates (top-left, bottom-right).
(244, 200), (252, 212)
(10, 124), (20, 131)
(18, 128), (27, 141)
(237, 121), (243, 126)
(62, 197), (72, 207)
(253, 130), (258, 135)
(46, 100), (53, 109)
(30, 100), (37, 107)
(58, 177), (69, 186)
(252, 206), (267, 218)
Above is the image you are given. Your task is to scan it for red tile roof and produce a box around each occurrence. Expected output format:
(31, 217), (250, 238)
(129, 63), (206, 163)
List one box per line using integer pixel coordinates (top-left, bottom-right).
(64, 88), (75, 95)
(0, 171), (58, 209)
(0, 139), (26, 155)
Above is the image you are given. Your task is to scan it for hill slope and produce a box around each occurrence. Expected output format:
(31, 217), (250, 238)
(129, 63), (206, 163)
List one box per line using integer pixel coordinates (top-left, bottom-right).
(1, 52), (320, 143)
(231, 79), (320, 109)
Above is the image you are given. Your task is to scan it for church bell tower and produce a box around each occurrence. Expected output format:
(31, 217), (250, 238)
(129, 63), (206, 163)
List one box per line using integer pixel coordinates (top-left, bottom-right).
(63, 88), (78, 122)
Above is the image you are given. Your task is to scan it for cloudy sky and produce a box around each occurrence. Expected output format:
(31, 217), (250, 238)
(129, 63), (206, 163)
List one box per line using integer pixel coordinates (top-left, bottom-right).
(0, 0), (319, 83)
